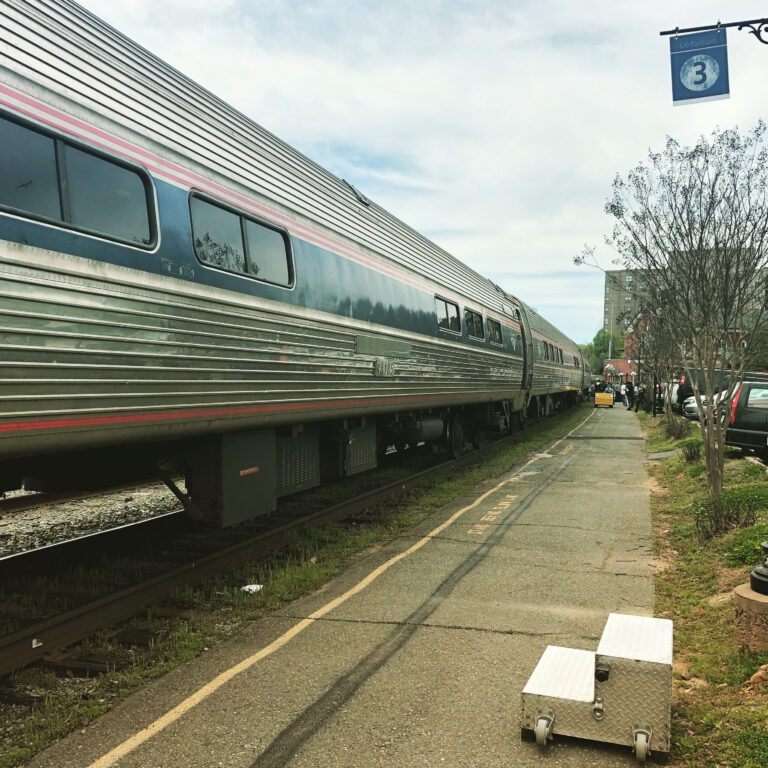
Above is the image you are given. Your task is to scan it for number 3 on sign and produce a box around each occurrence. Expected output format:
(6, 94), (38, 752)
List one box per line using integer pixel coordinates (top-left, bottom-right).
(680, 54), (720, 92)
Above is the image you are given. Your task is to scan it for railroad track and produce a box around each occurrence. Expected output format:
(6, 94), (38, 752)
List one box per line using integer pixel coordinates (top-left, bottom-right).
(0, 436), (516, 678)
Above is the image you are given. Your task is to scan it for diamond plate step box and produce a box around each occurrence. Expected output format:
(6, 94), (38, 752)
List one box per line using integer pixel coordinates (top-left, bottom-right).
(520, 613), (673, 762)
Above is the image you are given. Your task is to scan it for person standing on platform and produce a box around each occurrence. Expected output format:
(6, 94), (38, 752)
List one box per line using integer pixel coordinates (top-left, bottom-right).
(634, 383), (646, 412)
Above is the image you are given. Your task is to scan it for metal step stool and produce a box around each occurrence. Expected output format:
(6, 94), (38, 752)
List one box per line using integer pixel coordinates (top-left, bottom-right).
(520, 613), (673, 763)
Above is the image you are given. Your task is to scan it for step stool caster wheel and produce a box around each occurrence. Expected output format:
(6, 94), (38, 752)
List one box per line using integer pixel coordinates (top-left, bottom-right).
(633, 731), (649, 763)
(534, 715), (553, 747)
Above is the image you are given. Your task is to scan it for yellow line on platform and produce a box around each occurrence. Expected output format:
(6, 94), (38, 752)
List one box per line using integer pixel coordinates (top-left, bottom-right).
(88, 408), (594, 767)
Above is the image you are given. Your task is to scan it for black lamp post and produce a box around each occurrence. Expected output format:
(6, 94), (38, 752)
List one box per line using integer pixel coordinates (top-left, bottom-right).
(660, 19), (768, 45)
(751, 542), (768, 595)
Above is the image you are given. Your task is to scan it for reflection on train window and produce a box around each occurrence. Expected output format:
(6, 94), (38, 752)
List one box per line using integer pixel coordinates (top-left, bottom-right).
(65, 146), (151, 245)
(244, 218), (291, 286)
(190, 194), (292, 286)
(0, 116), (61, 220)
(488, 318), (503, 345)
(435, 297), (460, 333)
(0, 113), (155, 248)
(465, 309), (484, 339)
(191, 197), (246, 273)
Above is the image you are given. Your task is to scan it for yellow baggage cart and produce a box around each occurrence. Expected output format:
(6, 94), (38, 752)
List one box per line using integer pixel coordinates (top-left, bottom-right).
(594, 392), (614, 408)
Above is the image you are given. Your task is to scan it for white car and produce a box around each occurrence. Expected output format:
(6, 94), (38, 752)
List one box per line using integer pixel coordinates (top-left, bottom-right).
(682, 391), (728, 421)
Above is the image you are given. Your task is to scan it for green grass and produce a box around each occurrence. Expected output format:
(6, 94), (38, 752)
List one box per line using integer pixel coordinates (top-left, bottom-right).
(0, 404), (592, 768)
(641, 411), (696, 453)
(645, 415), (768, 768)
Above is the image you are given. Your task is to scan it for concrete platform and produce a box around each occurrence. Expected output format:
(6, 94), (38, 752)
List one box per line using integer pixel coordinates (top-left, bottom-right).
(29, 406), (655, 767)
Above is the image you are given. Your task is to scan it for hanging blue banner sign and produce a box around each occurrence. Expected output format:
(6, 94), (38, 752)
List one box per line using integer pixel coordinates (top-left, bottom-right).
(670, 28), (730, 105)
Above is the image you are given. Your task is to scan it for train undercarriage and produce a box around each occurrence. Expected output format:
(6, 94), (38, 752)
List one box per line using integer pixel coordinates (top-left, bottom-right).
(1, 394), (578, 527)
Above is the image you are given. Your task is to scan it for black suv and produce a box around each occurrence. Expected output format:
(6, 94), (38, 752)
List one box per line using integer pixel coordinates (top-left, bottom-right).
(726, 377), (768, 460)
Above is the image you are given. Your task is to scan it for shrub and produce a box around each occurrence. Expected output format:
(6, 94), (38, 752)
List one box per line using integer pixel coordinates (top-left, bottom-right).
(679, 437), (703, 463)
(665, 419), (690, 440)
(695, 485), (768, 539)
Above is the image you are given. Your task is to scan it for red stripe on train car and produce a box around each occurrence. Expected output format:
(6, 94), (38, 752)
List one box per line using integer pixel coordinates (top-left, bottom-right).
(0, 392), (502, 433)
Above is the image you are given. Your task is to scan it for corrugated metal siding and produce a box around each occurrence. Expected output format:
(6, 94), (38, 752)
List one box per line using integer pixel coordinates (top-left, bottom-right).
(0, 0), (515, 315)
(521, 299), (582, 394)
(0, 252), (523, 455)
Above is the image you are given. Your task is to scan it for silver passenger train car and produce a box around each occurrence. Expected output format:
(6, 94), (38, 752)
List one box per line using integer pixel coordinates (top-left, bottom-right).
(0, 0), (585, 524)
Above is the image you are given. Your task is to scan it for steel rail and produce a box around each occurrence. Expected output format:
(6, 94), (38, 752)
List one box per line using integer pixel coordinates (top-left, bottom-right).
(0, 435), (515, 677)
(0, 510), (184, 579)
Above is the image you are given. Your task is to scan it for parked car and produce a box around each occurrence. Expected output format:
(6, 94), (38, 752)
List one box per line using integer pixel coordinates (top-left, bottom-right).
(682, 395), (699, 420)
(675, 370), (732, 414)
(726, 381), (768, 460)
(667, 382), (680, 410)
(681, 390), (728, 422)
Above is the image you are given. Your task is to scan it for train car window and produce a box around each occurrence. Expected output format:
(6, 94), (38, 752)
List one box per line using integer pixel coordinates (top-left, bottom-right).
(487, 319), (503, 345)
(191, 197), (246, 273)
(0, 115), (154, 248)
(465, 309), (484, 339)
(436, 298), (449, 329)
(243, 218), (290, 285)
(448, 303), (460, 332)
(435, 297), (460, 332)
(64, 146), (152, 245)
(0, 116), (61, 220)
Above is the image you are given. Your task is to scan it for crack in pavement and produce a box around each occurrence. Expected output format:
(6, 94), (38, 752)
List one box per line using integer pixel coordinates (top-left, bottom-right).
(271, 612), (597, 641)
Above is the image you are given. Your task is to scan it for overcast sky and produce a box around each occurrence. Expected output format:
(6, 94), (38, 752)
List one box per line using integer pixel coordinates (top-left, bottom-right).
(78, 0), (767, 343)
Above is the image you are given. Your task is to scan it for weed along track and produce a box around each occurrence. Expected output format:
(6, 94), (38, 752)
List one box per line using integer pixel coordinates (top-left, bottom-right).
(0, 453), (440, 677)
(0, 411), (588, 681)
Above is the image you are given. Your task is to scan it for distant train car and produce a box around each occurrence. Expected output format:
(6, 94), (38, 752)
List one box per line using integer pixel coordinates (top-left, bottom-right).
(0, 0), (584, 525)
